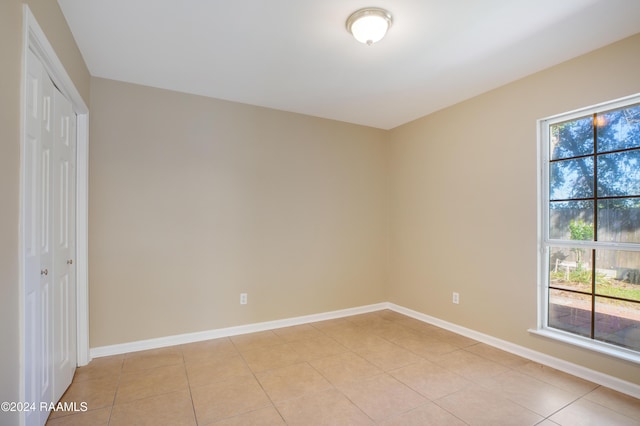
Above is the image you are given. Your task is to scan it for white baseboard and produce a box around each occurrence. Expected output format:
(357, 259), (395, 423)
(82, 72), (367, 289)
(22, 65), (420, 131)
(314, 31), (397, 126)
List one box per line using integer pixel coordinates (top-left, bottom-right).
(387, 303), (640, 400)
(89, 302), (387, 358)
(90, 301), (640, 399)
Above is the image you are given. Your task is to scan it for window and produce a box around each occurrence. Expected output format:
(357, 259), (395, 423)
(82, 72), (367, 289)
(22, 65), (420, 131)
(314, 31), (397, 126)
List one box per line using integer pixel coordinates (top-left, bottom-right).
(538, 95), (640, 360)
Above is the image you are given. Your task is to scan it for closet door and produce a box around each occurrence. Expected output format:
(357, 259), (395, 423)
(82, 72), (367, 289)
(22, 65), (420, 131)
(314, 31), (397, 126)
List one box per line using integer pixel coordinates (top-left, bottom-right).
(24, 48), (54, 426)
(23, 48), (78, 425)
(52, 88), (77, 402)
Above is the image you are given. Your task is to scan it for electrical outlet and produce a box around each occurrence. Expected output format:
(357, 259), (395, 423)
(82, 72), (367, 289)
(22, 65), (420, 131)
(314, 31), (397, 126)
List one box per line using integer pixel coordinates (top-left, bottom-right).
(452, 292), (460, 304)
(240, 293), (247, 305)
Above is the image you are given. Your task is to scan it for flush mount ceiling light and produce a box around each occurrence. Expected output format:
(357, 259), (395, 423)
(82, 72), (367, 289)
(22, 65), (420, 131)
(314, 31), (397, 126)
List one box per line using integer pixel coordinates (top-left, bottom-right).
(346, 7), (393, 46)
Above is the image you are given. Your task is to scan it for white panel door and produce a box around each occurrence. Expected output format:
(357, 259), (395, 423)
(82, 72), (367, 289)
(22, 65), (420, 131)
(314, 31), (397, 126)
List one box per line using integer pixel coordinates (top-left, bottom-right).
(40, 59), (55, 420)
(23, 49), (78, 426)
(24, 48), (47, 426)
(24, 48), (55, 426)
(52, 88), (77, 402)
(39, 60), (55, 426)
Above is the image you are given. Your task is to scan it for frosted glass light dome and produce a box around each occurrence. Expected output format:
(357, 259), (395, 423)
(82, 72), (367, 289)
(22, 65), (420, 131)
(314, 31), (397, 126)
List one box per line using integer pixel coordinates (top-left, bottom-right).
(346, 8), (393, 46)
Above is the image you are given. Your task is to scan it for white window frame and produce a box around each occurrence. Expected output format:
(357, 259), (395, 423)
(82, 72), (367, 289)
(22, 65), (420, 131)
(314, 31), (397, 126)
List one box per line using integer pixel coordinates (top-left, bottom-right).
(533, 93), (640, 364)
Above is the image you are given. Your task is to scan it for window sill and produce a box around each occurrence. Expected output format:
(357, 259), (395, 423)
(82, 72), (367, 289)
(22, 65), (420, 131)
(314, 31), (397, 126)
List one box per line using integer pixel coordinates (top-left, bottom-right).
(528, 327), (640, 365)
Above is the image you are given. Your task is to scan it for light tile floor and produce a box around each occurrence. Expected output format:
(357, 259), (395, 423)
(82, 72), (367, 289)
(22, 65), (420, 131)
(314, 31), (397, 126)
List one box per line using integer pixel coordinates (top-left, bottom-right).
(46, 310), (640, 425)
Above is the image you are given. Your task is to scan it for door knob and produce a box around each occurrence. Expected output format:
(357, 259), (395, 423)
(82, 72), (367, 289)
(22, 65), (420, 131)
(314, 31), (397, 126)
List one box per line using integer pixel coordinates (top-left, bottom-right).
(67, 259), (73, 265)
(41, 269), (48, 276)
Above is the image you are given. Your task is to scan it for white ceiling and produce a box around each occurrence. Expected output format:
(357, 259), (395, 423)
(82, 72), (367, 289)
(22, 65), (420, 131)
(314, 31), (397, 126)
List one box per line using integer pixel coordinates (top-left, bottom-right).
(58, 0), (640, 130)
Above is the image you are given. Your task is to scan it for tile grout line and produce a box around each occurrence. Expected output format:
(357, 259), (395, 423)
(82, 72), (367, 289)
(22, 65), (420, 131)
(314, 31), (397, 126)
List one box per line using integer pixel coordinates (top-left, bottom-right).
(229, 333), (288, 424)
(180, 349), (200, 426)
(105, 356), (124, 425)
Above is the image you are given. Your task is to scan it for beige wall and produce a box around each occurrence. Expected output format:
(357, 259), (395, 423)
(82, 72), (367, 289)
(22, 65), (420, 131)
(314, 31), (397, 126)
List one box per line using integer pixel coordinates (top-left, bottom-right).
(389, 33), (640, 385)
(89, 78), (389, 346)
(0, 1), (89, 424)
(0, 3), (23, 422)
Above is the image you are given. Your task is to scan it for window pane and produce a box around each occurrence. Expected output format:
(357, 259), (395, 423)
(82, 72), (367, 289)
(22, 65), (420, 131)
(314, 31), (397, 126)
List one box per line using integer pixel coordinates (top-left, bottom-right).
(543, 97), (640, 354)
(598, 199), (640, 243)
(597, 150), (640, 197)
(594, 297), (640, 351)
(550, 117), (594, 160)
(549, 247), (592, 292)
(549, 201), (593, 240)
(595, 249), (640, 301)
(548, 288), (591, 338)
(596, 104), (640, 153)
(549, 158), (594, 200)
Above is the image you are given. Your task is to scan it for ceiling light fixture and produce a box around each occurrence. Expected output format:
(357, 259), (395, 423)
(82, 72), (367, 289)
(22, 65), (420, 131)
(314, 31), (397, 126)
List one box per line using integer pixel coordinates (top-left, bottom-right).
(346, 7), (393, 46)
